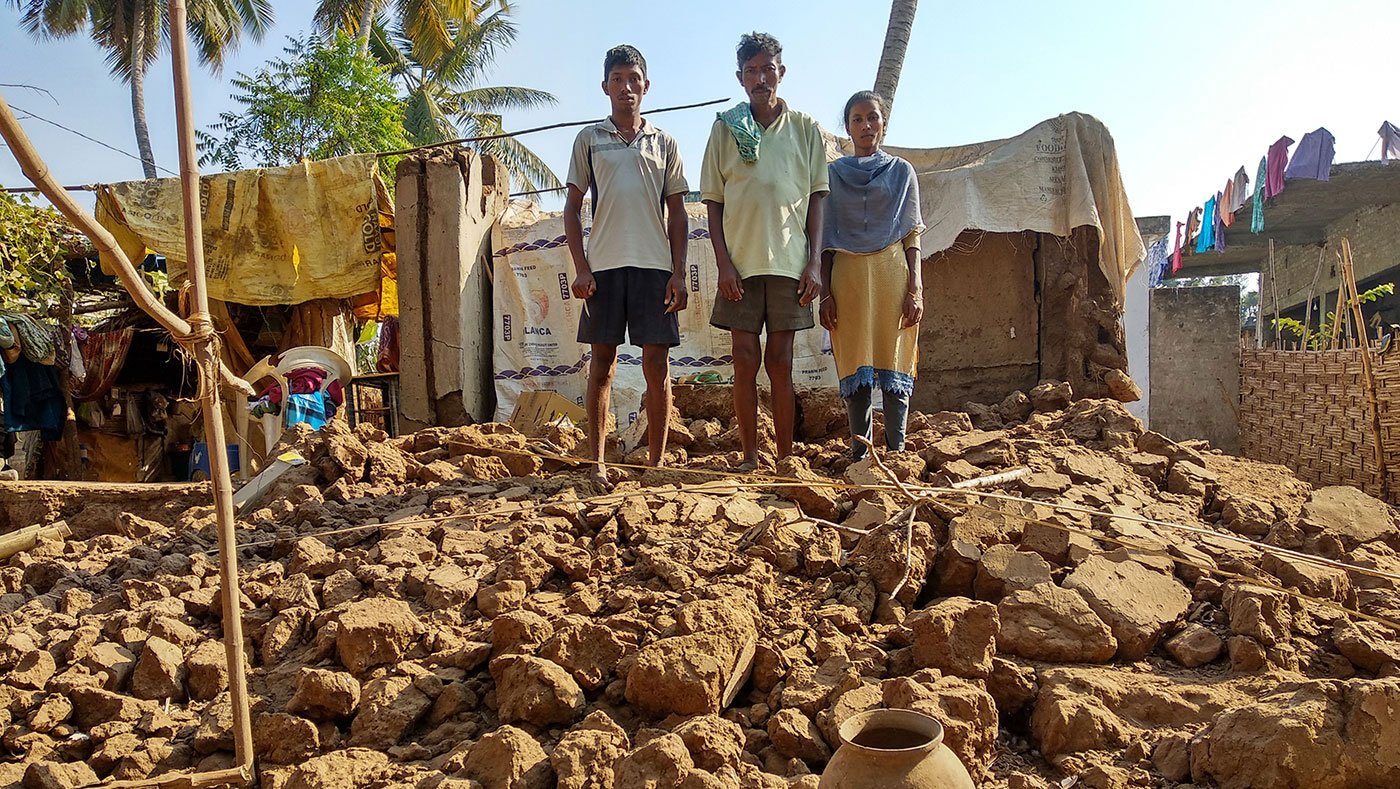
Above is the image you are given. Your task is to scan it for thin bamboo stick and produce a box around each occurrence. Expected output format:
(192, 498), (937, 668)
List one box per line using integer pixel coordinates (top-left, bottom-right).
(165, 0), (254, 778)
(1329, 255), (1344, 351)
(1304, 246), (1325, 348)
(1340, 238), (1390, 501)
(1268, 239), (1281, 348)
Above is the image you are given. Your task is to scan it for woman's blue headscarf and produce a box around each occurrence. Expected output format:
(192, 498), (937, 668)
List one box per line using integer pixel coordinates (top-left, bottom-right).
(822, 150), (922, 254)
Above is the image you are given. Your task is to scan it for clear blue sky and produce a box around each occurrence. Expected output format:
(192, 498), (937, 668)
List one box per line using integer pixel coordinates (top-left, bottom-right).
(2, 0), (1396, 226)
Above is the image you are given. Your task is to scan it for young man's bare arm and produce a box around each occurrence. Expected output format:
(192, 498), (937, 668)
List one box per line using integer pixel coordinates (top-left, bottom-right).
(664, 193), (689, 313)
(564, 185), (595, 299)
(707, 201), (745, 301)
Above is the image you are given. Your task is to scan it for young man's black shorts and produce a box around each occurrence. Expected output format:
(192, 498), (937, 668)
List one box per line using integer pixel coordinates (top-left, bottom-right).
(577, 266), (681, 347)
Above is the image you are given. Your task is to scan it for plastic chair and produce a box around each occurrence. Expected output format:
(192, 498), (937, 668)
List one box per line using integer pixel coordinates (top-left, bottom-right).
(235, 346), (353, 479)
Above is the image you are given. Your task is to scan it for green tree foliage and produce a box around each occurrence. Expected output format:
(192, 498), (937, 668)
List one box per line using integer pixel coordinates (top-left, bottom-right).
(196, 32), (412, 170)
(369, 5), (558, 191)
(0, 190), (70, 312)
(315, 0), (488, 62)
(9, 0), (274, 178)
(1274, 283), (1394, 349)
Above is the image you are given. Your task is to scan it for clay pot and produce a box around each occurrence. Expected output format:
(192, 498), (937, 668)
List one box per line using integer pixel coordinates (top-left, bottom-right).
(818, 709), (975, 789)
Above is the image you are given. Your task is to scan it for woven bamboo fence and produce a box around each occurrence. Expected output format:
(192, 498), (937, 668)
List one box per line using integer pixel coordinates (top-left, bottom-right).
(1239, 348), (1400, 503)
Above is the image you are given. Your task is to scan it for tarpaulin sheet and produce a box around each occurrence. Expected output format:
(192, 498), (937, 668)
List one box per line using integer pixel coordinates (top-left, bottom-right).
(885, 112), (1145, 303)
(95, 154), (385, 306)
(492, 204), (836, 426)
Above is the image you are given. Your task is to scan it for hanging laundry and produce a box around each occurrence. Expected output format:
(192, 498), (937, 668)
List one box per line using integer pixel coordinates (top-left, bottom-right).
(72, 329), (134, 403)
(1264, 136), (1294, 199)
(1251, 156), (1268, 233)
(1213, 193), (1226, 252)
(377, 316), (400, 373)
(1147, 235), (1170, 288)
(1379, 121), (1400, 162)
(1228, 167), (1250, 213)
(1170, 221), (1185, 274)
(0, 355), (66, 440)
(1221, 179), (1236, 227)
(1195, 197), (1217, 254)
(65, 331), (86, 389)
(1285, 128), (1335, 181)
(1185, 207), (1202, 251)
(0, 313), (56, 365)
(0, 320), (13, 376)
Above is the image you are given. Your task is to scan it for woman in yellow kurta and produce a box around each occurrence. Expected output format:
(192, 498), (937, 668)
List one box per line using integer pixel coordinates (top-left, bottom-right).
(819, 91), (924, 460)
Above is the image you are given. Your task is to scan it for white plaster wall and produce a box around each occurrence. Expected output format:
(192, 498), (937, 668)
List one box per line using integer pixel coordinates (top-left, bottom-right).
(1124, 265), (1150, 426)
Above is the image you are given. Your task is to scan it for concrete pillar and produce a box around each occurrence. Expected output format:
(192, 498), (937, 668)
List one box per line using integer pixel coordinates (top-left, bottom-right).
(1149, 285), (1241, 452)
(395, 149), (508, 431)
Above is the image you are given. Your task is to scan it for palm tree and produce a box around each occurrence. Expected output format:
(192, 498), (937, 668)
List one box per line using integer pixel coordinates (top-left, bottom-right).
(872, 0), (918, 123)
(314, 0), (491, 61)
(9, 0), (274, 179)
(368, 7), (559, 192)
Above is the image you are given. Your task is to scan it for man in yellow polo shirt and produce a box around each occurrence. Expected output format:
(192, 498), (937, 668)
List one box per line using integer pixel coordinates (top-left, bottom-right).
(701, 31), (829, 469)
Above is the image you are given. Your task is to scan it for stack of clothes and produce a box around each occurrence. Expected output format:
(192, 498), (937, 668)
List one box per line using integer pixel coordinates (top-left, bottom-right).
(248, 366), (345, 430)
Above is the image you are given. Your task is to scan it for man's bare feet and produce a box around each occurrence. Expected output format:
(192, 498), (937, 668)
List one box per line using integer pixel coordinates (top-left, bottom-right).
(588, 465), (614, 492)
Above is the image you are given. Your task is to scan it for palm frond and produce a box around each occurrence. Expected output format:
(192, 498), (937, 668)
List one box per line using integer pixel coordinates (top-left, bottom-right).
(313, 0), (381, 37)
(449, 85), (553, 114)
(427, 8), (515, 87)
(475, 134), (560, 193)
(367, 18), (412, 77)
(403, 86), (459, 146)
(394, 0), (454, 64)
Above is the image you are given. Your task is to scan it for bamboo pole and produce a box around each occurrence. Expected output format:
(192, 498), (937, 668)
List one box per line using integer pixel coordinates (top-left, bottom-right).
(1268, 239), (1281, 348)
(0, 523), (72, 560)
(1341, 238), (1390, 501)
(1304, 246), (1325, 348)
(165, 0), (254, 778)
(0, 5), (256, 786)
(1329, 254), (1345, 351)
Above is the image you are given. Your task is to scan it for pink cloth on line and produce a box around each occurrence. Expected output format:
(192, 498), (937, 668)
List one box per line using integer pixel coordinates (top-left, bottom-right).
(1264, 135), (1294, 200)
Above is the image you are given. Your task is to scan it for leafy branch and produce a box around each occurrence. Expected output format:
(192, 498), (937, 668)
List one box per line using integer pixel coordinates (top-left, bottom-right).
(1273, 283), (1394, 349)
(0, 190), (72, 313)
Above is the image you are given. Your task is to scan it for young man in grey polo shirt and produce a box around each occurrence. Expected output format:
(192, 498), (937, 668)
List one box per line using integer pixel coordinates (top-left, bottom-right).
(564, 45), (689, 490)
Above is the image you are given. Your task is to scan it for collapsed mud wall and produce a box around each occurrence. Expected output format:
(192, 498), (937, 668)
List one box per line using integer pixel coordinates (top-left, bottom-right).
(916, 227), (1133, 414)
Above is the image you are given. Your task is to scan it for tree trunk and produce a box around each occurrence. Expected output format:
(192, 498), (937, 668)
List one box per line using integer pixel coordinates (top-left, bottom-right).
(358, 2), (375, 55)
(873, 0), (919, 124)
(130, 17), (158, 179)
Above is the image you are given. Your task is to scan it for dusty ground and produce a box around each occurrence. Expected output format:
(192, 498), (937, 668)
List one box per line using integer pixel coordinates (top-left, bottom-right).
(1, 381), (1398, 789)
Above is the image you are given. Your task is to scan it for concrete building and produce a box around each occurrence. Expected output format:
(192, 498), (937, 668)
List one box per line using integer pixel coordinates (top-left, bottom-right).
(1125, 216), (1171, 427)
(1170, 161), (1400, 337)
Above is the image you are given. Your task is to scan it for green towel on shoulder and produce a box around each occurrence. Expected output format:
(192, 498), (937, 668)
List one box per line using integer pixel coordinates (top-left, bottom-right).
(718, 102), (762, 163)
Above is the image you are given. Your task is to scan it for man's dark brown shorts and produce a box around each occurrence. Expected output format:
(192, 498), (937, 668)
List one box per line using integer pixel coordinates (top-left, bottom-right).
(710, 274), (816, 334)
(577, 267), (681, 347)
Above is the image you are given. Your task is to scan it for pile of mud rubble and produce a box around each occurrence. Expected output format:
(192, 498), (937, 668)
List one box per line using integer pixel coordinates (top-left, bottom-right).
(2, 381), (1399, 789)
